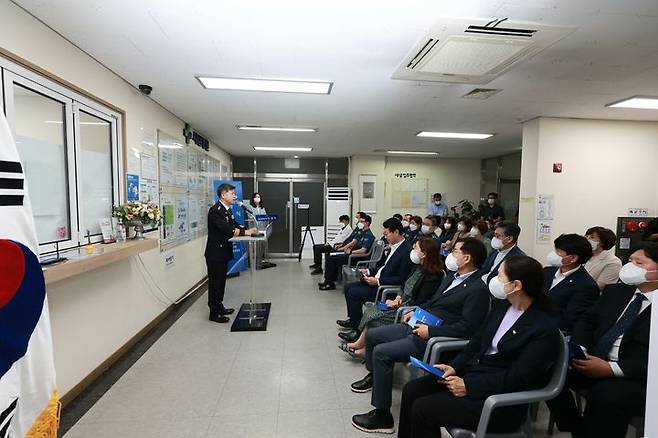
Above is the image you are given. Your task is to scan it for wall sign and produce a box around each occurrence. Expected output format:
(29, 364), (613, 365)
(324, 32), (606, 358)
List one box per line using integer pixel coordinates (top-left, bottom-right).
(628, 208), (649, 217)
(394, 173), (417, 178)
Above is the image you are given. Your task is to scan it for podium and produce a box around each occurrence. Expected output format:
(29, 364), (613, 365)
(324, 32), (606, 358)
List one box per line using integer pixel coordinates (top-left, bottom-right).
(229, 233), (272, 332)
(254, 214), (278, 269)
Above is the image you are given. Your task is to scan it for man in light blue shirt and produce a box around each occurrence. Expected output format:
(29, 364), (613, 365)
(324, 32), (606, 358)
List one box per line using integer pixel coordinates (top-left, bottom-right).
(428, 192), (449, 217)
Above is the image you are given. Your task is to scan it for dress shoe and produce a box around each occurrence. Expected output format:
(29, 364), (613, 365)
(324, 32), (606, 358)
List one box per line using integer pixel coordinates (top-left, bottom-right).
(336, 318), (352, 329)
(338, 329), (359, 343)
(310, 268), (323, 275)
(319, 283), (336, 291)
(220, 307), (235, 315)
(309, 263), (319, 269)
(351, 409), (394, 434)
(209, 314), (230, 323)
(350, 372), (373, 393)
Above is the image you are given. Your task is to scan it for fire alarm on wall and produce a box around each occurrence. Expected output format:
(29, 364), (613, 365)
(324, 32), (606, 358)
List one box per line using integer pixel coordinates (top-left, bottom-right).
(553, 163), (563, 173)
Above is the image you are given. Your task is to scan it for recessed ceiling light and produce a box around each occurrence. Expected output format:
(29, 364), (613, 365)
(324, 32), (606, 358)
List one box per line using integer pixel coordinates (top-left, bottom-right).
(236, 125), (318, 133)
(386, 150), (439, 156)
(606, 96), (658, 110)
(253, 146), (313, 152)
(416, 131), (494, 139)
(197, 76), (332, 94)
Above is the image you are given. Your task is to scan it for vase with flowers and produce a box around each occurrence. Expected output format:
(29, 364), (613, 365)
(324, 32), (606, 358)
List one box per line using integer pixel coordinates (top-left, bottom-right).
(112, 200), (162, 240)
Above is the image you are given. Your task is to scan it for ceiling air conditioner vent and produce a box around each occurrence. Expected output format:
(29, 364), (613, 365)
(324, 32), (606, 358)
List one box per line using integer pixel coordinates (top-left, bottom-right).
(392, 17), (575, 84)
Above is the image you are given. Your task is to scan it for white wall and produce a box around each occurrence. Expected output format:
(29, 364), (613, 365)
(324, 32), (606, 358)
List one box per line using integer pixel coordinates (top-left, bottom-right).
(350, 155), (481, 226)
(0, 1), (231, 396)
(518, 117), (658, 258)
(518, 117), (658, 437)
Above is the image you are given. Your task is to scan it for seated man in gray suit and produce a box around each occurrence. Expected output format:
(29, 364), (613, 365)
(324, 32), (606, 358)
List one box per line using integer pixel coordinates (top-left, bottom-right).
(350, 237), (490, 434)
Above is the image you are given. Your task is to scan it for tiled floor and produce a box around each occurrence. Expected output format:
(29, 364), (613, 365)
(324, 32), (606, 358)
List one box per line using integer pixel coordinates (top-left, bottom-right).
(64, 260), (572, 438)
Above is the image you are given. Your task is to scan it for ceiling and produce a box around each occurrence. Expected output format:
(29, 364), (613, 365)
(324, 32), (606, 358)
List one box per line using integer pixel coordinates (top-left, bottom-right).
(13, 0), (658, 158)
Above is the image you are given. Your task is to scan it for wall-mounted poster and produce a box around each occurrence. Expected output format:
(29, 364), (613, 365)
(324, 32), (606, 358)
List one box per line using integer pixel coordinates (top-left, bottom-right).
(359, 174), (377, 213)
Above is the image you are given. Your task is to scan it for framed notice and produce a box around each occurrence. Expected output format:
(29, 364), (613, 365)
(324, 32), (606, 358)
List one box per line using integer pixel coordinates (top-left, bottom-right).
(359, 174), (377, 213)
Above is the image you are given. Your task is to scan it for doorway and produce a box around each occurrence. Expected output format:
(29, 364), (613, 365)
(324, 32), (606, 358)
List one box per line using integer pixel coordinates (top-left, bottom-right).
(257, 179), (325, 257)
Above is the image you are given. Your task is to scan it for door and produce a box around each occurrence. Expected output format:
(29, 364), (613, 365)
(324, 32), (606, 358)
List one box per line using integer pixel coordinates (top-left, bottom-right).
(256, 180), (291, 254)
(293, 181), (326, 251)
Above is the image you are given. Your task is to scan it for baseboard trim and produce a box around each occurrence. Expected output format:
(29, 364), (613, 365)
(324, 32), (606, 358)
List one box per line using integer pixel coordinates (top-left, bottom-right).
(59, 276), (208, 407)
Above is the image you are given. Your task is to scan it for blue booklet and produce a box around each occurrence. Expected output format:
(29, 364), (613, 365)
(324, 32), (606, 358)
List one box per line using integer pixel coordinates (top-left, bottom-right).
(409, 356), (445, 379)
(568, 341), (587, 361)
(377, 302), (392, 311)
(407, 307), (443, 328)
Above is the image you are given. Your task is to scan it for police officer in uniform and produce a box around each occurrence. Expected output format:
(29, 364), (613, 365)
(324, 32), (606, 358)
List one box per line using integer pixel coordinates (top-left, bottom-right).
(205, 183), (258, 323)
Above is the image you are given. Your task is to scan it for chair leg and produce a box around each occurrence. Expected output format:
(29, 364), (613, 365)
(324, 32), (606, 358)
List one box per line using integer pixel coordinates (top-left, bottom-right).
(529, 402), (539, 421)
(547, 412), (555, 435)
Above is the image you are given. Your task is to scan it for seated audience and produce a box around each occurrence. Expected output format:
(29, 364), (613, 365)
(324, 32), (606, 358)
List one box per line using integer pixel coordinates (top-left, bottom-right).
(442, 217), (472, 252)
(547, 243), (658, 438)
(349, 238), (490, 433)
(395, 256), (560, 437)
(393, 213), (403, 222)
(318, 215), (375, 290)
(481, 192), (505, 222)
(438, 217), (457, 248)
(340, 238), (444, 357)
(543, 234), (600, 332)
(337, 218), (413, 341)
(310, 214), (353, 274)
(428, 192), (449, 217)
(584, 226), (622, 289)
(420, 216), (441, 245)
(480, 221), (525, 285)
(401, 213), (413, 230)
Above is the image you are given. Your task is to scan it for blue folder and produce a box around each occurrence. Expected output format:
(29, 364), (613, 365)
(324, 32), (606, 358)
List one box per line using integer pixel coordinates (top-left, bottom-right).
(409, 356), (445, 379)
(377, 302), (392, 311)
(407, 307), (443, 329)
(568, 341), (587, 361)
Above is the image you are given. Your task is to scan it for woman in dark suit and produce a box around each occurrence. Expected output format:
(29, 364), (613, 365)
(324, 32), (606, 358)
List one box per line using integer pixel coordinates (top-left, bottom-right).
(341, 238), (444, 358)
(398, 255), (560, 438)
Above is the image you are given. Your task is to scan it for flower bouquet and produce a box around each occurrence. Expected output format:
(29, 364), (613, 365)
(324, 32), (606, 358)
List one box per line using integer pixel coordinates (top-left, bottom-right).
(112, 200), (161, 239)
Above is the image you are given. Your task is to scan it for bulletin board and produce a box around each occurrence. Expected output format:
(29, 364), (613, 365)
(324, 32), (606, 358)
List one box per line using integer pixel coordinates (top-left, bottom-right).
(157, 130), (223, 251)
(391, 177), (428, 208)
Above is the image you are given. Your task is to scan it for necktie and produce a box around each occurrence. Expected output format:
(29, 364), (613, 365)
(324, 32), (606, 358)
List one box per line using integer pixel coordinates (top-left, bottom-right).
(594, 294), (646, 358)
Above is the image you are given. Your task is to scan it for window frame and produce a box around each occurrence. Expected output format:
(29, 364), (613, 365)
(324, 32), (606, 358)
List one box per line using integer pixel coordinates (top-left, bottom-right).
(0, 57), (124, 254)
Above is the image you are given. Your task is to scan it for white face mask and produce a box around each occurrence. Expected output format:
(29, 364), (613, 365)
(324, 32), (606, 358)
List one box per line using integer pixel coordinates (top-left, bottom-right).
(434, 227), (443, 237)
(421, 225), (431, 234)
(410, 250), (422, 264)
(434, 200), (441, 205)
(445, 252), (459, 272)
(469, 228), (480, 238)
(253, 197), (261, 203)
(444, 223), (452, 231)
(488, 276), (514, 300)
(587, 238), (599, 251)
(491, 237), (505, 250)
(401, 220), (410, 228)
(357, 222), (365, 230)
(619, 262), (656, 286)
(546, 250), (565, 267)
(488, 198), (496, 205)
(457, 223), (465, 232)
(409, 224), (418, 232)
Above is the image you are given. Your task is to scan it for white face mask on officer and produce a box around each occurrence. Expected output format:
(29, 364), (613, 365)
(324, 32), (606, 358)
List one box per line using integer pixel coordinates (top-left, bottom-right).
(421, 225), (431, 234)
(401, 220), (410, 228)
(444, 223), (452, 231)
(409, 223), (418, 232)
(357, 222), (365, 230)
(619, 262), (657, 286)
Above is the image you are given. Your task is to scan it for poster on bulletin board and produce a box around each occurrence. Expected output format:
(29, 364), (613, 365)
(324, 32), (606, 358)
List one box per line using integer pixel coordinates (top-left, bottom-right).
(126, 174), (139, 201)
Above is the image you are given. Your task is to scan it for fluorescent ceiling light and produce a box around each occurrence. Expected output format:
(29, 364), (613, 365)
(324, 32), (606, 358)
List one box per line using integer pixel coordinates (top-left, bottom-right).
(236, 125), (318, 133)
(386, 150), (439, 156)
(416, 131), (493, 139)
(197, 76), (332, 94)
(253, 146), (312, 152)
(606, 96), (658, 110)
(158, 142), (183, 149)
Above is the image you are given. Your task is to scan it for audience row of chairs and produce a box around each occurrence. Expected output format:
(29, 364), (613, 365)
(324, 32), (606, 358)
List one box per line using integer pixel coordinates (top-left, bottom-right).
(308, 212), (657, 438)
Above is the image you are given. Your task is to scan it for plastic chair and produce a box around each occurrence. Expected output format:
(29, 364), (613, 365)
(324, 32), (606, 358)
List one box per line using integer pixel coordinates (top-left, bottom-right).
(341, 239), (385, 284)
(375, 285), (401, 303)
(446, 334), (569, 438)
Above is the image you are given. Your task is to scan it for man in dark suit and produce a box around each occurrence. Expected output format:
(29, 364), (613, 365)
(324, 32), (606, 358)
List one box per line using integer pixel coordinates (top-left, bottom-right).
(542, 233), (600, 332)
(337, 218), (414, 342)
(349, 238), (490, 432)
(204, 183), (257, 323)
(547, 243), (658, 438)
(479, 220), (525, 285)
